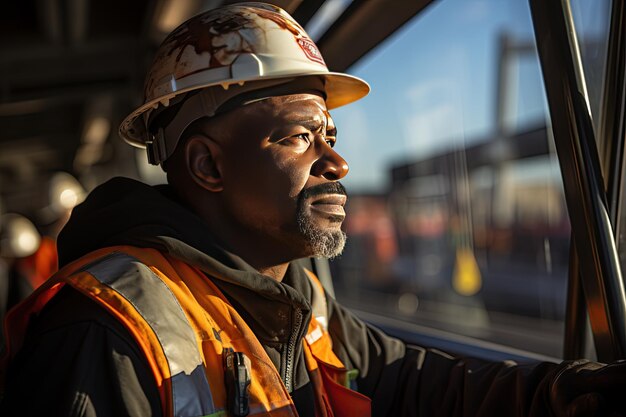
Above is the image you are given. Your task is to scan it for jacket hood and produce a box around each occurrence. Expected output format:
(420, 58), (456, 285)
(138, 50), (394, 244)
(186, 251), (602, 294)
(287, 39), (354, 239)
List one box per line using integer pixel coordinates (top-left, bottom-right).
(58, 177), (312, 308)
(58, 176), (313, 337)
(60, 176), (317, 393)
(58, 176), (222, 268)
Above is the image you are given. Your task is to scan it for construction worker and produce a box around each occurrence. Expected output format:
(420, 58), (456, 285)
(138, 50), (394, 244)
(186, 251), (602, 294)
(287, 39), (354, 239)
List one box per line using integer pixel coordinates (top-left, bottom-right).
(8, 173), (84, 300)
(1, 3), (625, 417)
(0, 213), (41, 340)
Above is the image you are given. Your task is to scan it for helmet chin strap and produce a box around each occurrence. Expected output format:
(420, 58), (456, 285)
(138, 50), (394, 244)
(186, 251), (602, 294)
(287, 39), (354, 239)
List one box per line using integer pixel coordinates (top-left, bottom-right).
(146, 128), (168, 166)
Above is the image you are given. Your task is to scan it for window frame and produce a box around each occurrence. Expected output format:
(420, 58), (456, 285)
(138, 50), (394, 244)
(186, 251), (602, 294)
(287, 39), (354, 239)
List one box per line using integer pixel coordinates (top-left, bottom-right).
(530, 0), (626, 362)
(315, 0), (626, 362)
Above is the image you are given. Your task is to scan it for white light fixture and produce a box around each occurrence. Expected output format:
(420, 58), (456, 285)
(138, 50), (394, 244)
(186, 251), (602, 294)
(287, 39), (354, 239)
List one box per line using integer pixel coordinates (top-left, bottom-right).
(0, 214), (41, 258)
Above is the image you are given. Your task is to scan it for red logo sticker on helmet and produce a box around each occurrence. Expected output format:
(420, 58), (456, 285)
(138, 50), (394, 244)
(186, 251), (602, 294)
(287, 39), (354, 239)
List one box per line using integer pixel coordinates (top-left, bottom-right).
(297, 37), (326, 65)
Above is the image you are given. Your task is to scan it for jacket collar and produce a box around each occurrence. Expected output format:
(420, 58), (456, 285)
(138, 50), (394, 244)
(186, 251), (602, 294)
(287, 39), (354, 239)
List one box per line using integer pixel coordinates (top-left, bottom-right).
(156, 236), (313, 344)
(58, 177), (314, 344)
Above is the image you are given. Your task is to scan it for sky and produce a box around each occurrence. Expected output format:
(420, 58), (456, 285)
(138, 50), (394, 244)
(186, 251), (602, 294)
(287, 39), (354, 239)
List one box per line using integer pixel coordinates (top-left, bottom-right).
(327, 0), (611, 193)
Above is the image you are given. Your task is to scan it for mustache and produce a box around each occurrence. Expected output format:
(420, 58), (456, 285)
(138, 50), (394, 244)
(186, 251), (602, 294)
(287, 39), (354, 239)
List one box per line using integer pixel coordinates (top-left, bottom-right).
(299, 182), (347, 201)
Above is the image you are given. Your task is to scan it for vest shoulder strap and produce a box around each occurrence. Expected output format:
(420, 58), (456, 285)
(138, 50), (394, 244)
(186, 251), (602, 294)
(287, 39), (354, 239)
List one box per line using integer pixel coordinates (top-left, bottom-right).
(305, 268), (329, 333)
(78, 252), (219, 417)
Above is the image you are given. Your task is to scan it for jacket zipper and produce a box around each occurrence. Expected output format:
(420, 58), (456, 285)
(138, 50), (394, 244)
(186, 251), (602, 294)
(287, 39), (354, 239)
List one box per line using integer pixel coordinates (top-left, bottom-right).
(283, 308), (303, 393)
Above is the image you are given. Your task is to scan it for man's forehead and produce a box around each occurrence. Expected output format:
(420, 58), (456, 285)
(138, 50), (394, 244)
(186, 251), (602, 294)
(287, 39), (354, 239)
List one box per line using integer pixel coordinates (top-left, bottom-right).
(265, 93), (327, 112)
(272, 94), (334, 124)
(226, 92), (334, 130)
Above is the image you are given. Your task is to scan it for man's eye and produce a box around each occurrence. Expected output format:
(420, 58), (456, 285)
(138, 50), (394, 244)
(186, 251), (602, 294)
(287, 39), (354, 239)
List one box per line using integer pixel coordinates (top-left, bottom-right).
(278, 133), (311, 148)
(325, 137), (336, 148)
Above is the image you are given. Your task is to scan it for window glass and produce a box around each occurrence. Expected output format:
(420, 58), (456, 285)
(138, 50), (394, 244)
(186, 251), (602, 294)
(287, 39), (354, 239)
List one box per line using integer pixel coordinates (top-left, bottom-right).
(569, 0), (612, 138)
(329, 0), (569, 358)
(569, 2), (626, 306)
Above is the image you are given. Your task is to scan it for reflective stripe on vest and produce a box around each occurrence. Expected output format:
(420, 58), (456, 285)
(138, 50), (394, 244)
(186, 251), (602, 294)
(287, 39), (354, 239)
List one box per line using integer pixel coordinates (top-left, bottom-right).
(2, 245), (371, 417)
(85, 253), (217, 417)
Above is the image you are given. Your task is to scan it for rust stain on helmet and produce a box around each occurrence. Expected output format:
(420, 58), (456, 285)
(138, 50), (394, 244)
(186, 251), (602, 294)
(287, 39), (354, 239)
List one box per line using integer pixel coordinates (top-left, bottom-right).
(143, 4), (312, 98)
(119, 2), (369, 154)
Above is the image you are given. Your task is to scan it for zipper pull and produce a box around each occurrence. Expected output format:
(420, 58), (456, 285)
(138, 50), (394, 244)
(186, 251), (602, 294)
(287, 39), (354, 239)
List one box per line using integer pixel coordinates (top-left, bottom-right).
(223, 347), (251, 416)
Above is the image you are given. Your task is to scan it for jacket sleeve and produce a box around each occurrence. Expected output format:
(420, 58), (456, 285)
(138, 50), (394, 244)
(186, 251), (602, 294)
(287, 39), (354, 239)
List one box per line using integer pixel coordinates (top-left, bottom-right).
(326, 295), (626, 417)
(0, 287), (163, 417)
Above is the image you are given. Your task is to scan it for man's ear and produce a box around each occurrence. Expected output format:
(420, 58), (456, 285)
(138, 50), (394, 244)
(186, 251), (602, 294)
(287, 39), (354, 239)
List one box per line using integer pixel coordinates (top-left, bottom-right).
(185, 134), (223, 192)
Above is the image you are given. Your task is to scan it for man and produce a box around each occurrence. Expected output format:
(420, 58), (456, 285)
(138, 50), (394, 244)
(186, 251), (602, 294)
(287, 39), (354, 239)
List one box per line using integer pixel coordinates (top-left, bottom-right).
(1, 3), (625, 417)
(5, 173), (83, 311)
(0, 213), (42, 326)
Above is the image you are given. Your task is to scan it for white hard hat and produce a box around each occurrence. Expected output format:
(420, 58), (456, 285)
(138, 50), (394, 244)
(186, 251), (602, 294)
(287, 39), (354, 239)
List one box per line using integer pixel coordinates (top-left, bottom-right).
(0, 214), (41, 258)
(37, 172), (86, 225)
(119, 2), (370, 164)
(48, 172), (85, 216)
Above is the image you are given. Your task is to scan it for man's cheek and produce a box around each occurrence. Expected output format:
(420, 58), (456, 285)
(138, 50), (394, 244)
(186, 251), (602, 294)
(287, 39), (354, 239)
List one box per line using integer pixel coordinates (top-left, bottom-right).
(279, 165), (312, 200)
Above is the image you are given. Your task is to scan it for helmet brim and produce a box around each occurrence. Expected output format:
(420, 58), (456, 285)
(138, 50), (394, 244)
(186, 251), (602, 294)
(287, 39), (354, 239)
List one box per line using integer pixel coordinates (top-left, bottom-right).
(119, 71), (370, 149)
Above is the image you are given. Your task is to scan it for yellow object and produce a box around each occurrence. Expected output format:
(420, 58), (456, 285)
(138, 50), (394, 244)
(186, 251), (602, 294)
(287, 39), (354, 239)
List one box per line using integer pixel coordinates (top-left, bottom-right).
(452, 247), (482, 296)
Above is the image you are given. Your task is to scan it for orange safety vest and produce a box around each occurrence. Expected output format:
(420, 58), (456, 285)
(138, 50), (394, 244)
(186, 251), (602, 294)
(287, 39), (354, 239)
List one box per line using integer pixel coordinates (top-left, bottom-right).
(14, 236), (58, 290)
(1, 246), (371, 417)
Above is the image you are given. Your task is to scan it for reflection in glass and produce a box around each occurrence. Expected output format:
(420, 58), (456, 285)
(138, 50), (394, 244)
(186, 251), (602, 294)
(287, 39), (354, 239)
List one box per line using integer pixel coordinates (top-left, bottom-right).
(569, 0), (612, 138)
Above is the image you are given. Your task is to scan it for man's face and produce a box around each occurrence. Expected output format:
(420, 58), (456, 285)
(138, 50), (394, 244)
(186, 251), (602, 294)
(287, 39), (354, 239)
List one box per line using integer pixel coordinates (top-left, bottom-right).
(211, 93), (349, 260)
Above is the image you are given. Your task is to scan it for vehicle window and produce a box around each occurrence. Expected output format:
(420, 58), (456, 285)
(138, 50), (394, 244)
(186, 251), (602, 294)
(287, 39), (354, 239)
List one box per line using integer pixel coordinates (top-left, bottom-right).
(329, 0), (570, 358)
(569, 1), (626, 300)
(569, 0), (612, 139)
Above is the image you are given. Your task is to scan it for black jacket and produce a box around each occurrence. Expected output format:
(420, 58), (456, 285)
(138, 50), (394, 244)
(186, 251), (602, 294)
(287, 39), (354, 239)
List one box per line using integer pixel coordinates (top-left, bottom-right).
(1, 177), (617, 417)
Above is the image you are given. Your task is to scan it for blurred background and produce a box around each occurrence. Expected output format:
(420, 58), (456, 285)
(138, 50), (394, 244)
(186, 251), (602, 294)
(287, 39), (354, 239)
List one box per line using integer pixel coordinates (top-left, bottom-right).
(0, 0), (613, 358)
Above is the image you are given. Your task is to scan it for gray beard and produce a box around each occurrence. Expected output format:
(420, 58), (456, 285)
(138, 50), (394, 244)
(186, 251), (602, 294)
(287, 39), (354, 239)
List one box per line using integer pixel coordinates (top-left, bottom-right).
(296, 209), (346, 259)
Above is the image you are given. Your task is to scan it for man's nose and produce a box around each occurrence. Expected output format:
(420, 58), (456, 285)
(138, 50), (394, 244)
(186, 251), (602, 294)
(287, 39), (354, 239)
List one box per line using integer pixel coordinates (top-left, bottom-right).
(312, 143), (349, 180)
